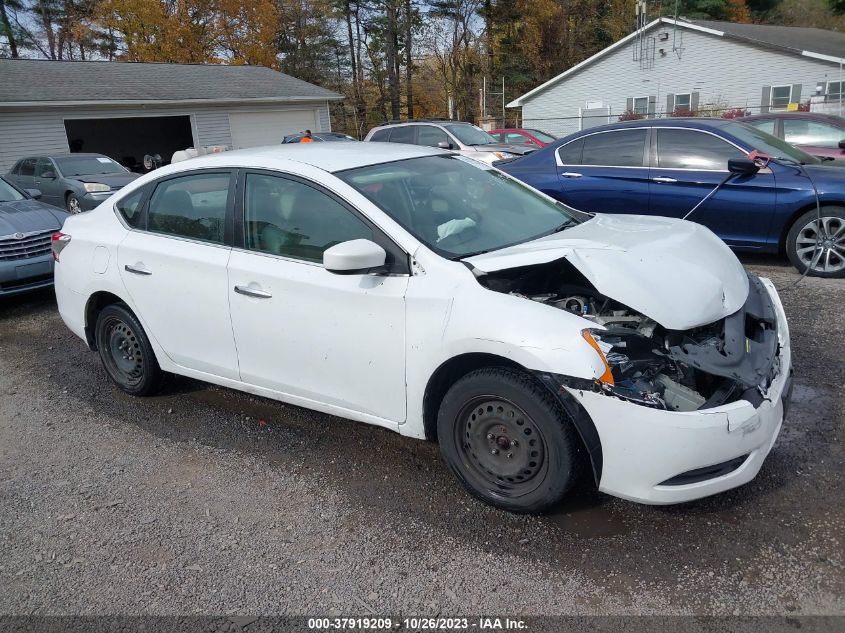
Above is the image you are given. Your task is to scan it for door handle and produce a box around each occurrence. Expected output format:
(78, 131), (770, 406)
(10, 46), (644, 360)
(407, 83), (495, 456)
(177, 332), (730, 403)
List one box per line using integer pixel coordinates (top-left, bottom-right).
(124, 264), (152, 276)
(234, 284), (273, 299)
(652, 177), (677, 183)
(561, 172), (582, 178)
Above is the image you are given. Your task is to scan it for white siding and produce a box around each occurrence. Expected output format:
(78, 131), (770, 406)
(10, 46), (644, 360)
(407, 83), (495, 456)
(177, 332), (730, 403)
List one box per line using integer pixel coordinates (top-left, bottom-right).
(0, 101), (333, 171)
(520, 27), (843, 137)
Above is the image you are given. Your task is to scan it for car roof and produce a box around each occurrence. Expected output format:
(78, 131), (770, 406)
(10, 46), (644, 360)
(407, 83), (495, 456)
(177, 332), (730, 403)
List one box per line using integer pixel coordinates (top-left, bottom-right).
(161, 142), (446, 174)
(46, 153), (112, 159)
(740, 112), (845, 124)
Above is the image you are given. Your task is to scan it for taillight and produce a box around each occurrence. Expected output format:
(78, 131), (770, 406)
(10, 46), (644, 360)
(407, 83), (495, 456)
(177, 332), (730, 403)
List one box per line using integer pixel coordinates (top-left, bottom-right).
(51, 232), (71, 262)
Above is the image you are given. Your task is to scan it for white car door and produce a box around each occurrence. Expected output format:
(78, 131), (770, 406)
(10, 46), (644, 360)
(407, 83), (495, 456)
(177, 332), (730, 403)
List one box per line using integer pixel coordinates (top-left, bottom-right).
(117, 170), (240, 379)
(227, 171), (409, 422)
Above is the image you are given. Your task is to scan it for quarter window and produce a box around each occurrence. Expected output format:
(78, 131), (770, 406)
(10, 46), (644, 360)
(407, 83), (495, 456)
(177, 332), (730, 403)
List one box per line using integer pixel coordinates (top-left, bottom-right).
(581, 130), (646, 167)
(147, 172), (231, 244)
(370, 129), (390, 142)
(656, 129), (743, 170)
(557, 138), (584, 165)
(243, 173), (373, 263)
(770, 85), (792, 110)
(115, 187), (147, 229)
(782, 119), (843, 149)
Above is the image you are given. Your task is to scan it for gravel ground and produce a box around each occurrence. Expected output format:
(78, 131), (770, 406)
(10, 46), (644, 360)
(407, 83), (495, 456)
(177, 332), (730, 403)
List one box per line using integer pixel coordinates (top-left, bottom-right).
(0, 255), (843, 618)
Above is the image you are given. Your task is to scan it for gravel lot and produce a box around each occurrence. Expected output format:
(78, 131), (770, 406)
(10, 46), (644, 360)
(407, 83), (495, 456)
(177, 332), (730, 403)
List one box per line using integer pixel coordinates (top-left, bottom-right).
(0, 255), (843, 618)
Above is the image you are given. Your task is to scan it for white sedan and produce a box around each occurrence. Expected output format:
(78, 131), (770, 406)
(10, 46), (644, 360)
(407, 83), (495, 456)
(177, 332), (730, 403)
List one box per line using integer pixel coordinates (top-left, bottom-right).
(52, 143), (792, 513)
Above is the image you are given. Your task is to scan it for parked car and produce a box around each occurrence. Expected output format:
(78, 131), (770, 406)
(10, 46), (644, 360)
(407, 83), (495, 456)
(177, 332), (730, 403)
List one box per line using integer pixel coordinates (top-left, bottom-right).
(490, 128), (557, 148)
(282, 132), (358, 143)
(364, 119), (537, 165)
(498, 118), (845, 278)
(739, 112), (845, 161)
(53, 143), (791, 513)
(0, 176), (68, 297)
(6, 153), (141, 214)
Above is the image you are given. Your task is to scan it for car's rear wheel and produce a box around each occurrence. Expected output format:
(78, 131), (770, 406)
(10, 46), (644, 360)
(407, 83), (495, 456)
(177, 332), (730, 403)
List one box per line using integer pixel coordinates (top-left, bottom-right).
(66, 193), (82, 214)
(786, 207), (845, 278)
(95, 304), (169, 396)
(437, 367), (583, 513)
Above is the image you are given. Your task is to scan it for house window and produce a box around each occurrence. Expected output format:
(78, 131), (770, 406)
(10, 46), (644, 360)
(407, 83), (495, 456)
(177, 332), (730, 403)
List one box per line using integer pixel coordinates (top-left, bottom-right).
(672, 93), (692, 112)
(828, 81), (843, 102)
(633, 96), (649, 115)
(770, 85), (793, 110)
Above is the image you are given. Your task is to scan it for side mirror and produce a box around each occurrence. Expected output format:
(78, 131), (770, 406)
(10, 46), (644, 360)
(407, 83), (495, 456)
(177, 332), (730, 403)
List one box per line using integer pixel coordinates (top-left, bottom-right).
(437, 141), (453, 150)
(838, 139), (845, 150)
(323, 239), (386, 274)
(24, 188), (42, 200)
(41, 171), (57, 179)
(729, 157), (760, 176)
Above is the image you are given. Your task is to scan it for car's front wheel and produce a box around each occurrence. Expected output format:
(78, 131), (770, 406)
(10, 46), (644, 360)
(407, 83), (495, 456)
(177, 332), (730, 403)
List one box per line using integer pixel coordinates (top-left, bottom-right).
(95, 303), (169, 396)
(66, 193), (82, 214)
(437, 367), (583, 513)
(786, 207), (845, 278)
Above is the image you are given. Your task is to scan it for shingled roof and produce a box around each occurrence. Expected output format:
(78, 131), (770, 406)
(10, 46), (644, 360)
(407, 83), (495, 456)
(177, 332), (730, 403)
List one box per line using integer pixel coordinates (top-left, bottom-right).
(691, 19), (845, 61)
(0, 59), (342, 105)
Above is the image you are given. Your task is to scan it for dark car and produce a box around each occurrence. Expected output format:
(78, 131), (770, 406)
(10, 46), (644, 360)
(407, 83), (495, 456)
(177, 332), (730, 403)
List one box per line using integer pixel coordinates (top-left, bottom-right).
(498, 118), (845, 277)
(0, 176), (69, 297)
(282, 132), (358, 143)
(489, 128), (557, 148)
(6, 153), (140, 214)
(739, 112), (845, 161)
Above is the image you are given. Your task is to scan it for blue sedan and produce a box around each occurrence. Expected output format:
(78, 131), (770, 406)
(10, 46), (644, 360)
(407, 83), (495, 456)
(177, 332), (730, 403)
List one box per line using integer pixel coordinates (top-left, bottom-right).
(498, 118), (845, 277)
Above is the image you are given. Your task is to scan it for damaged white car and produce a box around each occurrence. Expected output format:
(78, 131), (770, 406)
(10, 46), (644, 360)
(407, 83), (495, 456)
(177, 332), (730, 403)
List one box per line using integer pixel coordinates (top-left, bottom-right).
(53, 143), (793, 513)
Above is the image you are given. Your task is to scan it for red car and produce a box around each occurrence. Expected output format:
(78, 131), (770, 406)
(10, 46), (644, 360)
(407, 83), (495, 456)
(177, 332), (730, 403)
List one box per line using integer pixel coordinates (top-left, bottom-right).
(739, 112), (845, 161)
(489, 128), (557, 148)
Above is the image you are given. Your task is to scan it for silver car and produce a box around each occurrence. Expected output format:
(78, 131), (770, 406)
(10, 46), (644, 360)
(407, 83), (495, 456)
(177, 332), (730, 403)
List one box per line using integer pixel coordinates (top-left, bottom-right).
(364, 120), (537, 165)
(7, 154), (140, 214)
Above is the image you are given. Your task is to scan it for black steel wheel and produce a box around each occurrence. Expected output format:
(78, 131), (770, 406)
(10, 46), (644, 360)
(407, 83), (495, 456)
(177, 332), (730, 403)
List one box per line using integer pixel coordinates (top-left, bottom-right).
(437, 367), (584, 513)
(95, 303), (169, 396)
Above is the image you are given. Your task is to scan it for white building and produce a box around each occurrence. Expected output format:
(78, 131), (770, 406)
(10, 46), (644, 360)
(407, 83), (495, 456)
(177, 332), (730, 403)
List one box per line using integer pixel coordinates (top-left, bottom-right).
(507, 18), (845, 137)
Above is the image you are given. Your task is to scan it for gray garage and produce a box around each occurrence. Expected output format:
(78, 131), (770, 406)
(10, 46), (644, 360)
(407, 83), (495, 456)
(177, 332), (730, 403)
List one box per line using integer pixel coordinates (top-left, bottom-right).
(0, 59), (342, 172)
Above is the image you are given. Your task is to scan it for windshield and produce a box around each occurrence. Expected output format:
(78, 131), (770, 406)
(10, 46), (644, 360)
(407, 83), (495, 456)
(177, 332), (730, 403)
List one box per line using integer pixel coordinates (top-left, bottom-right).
(445, 124), (499, 147)
(337, 155), (586, 259)
(725, 122), (821, 165)
(54, 156), (127, 177)
(0, 178), (25, 202)
(526, 129), (556, 143)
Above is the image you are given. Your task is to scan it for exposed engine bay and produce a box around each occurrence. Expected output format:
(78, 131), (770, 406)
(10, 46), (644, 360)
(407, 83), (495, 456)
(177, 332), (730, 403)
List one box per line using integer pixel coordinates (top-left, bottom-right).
(474, 259), (780, 412)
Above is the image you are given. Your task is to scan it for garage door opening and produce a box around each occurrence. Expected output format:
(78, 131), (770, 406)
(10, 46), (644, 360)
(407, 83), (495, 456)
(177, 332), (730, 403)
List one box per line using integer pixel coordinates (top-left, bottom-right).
(64, 116), (194, 172)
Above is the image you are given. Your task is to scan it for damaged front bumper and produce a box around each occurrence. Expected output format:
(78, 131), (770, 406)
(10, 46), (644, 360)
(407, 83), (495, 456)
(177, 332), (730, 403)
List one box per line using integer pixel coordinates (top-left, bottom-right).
(555, 277), (792, 505)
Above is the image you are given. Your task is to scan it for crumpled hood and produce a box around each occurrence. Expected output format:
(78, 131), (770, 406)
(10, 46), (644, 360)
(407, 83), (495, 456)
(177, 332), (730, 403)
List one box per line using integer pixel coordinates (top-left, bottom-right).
(465, 214), (749, 330)
(0, 199), (67, 236)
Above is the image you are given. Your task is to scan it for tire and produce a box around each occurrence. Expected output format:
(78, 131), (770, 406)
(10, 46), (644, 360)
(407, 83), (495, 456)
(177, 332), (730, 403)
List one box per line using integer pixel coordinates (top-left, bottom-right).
(437, 367), (584, 513)
(94, 303), (169, 396)
(66, 193), (82, 214)
(785, 207), (845, 278)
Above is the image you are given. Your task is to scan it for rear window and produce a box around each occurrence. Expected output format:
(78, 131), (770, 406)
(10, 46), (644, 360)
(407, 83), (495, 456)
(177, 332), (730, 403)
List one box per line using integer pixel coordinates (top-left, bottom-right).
(581, 130), (647, 167)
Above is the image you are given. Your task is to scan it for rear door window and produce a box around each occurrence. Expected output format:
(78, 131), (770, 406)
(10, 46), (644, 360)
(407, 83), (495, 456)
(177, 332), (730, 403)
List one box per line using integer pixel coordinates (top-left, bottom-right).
(147, 172), (232, 244)
(581, 130), (647, 167)
(656, 129), (743, 170)
(35, 158), (54, 178)
(19, 158), (36, 177)
(388, 126), (416, 144)
(370, 129), (390, 142)
(417, 126), (449, 148)
(746, 119), (776, 136)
